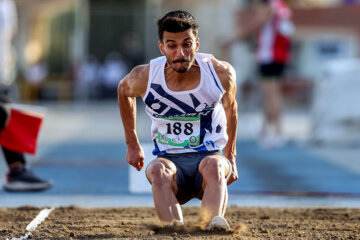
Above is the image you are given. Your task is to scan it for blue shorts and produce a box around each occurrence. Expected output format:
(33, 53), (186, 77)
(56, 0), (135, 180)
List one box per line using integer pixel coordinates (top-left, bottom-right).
(153, 150), (231, 205)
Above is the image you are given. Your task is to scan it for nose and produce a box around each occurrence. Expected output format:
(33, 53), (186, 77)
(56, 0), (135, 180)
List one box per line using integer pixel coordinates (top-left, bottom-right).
(176, 47), (185, 57)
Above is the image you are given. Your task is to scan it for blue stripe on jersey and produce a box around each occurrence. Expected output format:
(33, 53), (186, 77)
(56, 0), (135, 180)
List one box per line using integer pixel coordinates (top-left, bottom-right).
(193, 144), (208, 152)
(190, 93), (201, 108)
(207, 62), (223, 93)
(206, 140), (215, 148)
(144, 92), (168, 114)
(200, 110), (213, 144)
(152, 140), (168, 155)
(151, 83), (197, 113)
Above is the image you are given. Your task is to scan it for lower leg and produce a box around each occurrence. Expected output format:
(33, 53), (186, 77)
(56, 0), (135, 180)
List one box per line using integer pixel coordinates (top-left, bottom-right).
(221, 187), (228, 216)
(2, 147), (26, 170)
(201, 180), (227, 220)
(152, 183), (183, 224)
(150, 163), (183, 224)
(273, 90), (283, 134)
(200, 162), (227, 223)
(261, 80), (283, 134)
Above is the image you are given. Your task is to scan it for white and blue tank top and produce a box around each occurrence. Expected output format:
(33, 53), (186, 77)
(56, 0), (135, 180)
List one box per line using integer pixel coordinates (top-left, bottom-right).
(142, 53), (228, 155)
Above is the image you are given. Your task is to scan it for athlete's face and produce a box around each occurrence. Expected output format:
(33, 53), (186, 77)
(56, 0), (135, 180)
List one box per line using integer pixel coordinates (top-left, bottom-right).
(158, 29), (199, 73)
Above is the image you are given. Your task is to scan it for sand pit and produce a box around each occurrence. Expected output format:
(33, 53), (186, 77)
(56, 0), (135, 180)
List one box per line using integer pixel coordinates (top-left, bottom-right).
(1, 206), (359, 239)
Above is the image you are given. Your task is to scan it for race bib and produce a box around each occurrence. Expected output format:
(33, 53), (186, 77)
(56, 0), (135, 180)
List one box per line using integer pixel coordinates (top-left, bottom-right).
(157, 115), (201, 147)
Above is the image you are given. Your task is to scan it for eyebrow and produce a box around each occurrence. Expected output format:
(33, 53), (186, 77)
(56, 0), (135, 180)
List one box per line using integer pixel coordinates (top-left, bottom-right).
(165, 37), (192, 43)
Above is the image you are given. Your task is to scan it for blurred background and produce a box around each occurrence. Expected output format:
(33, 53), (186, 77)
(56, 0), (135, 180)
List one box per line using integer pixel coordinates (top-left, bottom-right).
(0, 0), (360, 207)
(5, 0), (359, 104)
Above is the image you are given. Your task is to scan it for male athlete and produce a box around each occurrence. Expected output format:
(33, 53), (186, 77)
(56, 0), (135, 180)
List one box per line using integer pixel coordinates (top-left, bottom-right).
(118, 10), (238, 230)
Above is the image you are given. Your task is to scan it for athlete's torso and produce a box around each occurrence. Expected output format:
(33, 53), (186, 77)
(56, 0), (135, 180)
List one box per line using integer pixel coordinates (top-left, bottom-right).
(142, 53), (228, 155)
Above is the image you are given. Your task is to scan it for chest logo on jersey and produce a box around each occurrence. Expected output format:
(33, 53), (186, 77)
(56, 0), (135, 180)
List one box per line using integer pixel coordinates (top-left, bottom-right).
(145, 83), (217, 116)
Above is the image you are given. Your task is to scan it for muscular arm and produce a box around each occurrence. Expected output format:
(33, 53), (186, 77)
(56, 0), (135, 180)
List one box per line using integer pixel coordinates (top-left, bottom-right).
(212, 58), (238, 185)
(117, 64), (149, 170)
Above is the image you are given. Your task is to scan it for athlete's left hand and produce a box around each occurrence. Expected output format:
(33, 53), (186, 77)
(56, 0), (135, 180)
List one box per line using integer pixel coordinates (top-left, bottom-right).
(227, 162), (238, 185)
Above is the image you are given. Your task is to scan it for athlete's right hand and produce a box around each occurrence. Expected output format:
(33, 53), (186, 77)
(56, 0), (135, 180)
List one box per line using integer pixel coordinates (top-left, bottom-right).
(126, 144), (145, 171)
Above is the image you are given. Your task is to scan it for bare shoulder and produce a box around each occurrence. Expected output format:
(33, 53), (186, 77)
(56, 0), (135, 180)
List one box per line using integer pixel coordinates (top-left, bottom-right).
(211, 57), (236, 92)
(128, 64), (149, 83)
(120, 64), (149, 97)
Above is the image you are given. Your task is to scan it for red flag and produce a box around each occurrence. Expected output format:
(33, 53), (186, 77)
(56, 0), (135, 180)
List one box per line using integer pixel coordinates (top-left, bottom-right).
(0, 108), (44, 155)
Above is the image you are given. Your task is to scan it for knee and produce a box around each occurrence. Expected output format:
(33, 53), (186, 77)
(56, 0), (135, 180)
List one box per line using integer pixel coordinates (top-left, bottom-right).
(150, 162), (172, 187)
(200, 157), (224, 182)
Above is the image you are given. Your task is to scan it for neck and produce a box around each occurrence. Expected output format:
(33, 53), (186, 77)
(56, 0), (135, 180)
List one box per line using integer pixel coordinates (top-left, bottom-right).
(164, 61), (201, 91)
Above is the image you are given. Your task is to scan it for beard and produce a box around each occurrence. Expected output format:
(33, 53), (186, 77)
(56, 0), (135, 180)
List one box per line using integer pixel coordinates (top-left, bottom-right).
(167, 56), (195, 73)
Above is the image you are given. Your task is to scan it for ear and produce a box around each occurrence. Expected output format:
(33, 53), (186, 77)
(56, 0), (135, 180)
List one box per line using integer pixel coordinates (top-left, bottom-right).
(158, 41), (165, 55)
(195, 38), (200, 52)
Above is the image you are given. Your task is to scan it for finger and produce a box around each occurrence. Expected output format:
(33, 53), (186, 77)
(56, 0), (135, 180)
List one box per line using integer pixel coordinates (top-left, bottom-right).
(134, 161), (139, 170)
(136, 161), (143, 171)
(132, 162), (138, 169)
(227, 175), (236, 185)
(139, 161), (145, 169)
(227, 177), (232, 185)
(136, 163), (141, 171)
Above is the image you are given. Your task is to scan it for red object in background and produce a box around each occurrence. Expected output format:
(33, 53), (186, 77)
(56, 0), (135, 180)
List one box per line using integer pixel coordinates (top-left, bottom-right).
(0, 109), (44, 155)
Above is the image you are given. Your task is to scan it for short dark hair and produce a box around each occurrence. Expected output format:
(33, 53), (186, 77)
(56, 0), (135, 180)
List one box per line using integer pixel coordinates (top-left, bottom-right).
(157, 10), (199, 42)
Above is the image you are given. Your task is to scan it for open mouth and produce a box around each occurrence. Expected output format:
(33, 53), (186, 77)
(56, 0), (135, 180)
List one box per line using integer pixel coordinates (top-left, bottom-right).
(172, 59), (189, 64)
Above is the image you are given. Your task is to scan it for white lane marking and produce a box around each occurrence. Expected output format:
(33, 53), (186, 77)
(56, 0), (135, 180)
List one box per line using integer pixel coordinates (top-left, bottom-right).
(9, 233), (31, 240)
(25, 207), (54, 231)
(9, 207), (55, 240)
